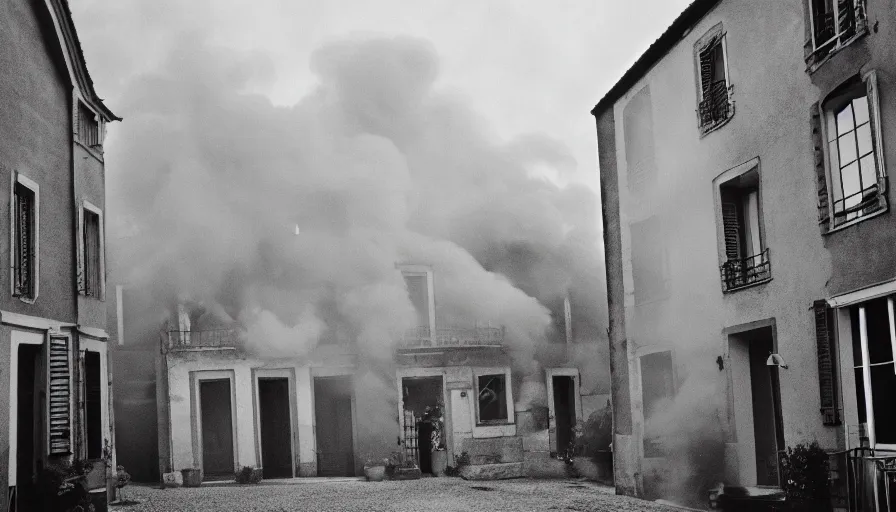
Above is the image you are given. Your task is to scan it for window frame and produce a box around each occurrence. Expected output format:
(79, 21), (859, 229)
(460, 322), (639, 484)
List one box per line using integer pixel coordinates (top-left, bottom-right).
(473, 367), (514, 427)
(397, 264), (436, 341)
(78, 201), (106, 300)
(636, 347), (677, 459)
(848, 296), (896, 450)
(693, 23), (734, 136)
(805, 0), (867, 71)
(10, 172), (40, 303)
(820, 71), (888, 233)
(712, 158), (772, 292)
(74, 96), (105, 160)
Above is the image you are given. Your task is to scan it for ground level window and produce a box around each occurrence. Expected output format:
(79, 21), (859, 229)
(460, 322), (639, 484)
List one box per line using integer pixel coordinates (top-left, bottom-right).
(477, 374), (507, 423)
(850, 296), (896, 447)
(640, 350), (674, 457)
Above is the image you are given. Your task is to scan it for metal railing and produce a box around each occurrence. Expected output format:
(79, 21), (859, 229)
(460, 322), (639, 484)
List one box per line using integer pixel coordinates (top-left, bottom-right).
(166, 327), (242, 349)
(699, 80), (732, 129)
(833, 184), (884, 227)
(720, 248), (771, 292)
(400, 325), (505, 349)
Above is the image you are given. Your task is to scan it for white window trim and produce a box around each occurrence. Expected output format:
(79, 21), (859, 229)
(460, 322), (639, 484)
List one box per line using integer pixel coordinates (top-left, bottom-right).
(77, 200), (106, 301)
(854, 298), (896, 450)
(80, 338), (109, 461)
(821, 71), (888, 233)
(73, 94), (105, 160)
(10, 173), (40, 303)
(397, 264), (436, 338)
(472, 367), (514, 434)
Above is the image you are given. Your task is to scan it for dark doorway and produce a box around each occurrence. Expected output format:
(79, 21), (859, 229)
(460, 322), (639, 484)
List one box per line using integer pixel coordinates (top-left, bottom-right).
(258, 378), (293, 478)
(16, 344), (43, 510)
(200, 379), (235, 478)
(552, 375), (576, 455)
(314, 376), (355, 476)
(401, 376), (443, 473)
(747, 328), (784, 487)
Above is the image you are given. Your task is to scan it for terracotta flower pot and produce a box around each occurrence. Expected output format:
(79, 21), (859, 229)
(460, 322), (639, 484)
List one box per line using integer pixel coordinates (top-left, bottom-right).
(364, 465), (387, 482)
(431, 450), (448, 476)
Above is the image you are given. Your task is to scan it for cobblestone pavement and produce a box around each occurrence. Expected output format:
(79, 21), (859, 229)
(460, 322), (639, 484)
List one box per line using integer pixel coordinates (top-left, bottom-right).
(111, 478), (681, 512)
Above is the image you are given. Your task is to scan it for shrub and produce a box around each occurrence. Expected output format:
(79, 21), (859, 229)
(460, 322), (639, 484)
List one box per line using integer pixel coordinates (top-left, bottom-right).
(779, 441), (831, 511)
(35, 459), (95, 512)
(234, 466), (262, 484)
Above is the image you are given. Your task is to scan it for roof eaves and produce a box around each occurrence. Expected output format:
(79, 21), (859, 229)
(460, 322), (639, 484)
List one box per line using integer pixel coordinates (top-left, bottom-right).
(590, 0), (722, 117)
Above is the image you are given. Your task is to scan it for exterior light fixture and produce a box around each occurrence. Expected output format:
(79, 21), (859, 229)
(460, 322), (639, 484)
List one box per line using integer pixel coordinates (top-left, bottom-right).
(766, 353), (788, 369)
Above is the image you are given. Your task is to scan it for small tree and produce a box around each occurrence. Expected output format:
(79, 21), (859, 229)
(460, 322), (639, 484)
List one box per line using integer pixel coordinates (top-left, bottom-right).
(779, 441), (832, 512)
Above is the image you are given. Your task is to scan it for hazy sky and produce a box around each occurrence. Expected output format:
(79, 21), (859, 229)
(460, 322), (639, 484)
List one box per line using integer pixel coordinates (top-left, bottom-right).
(71, 0), (692, 198)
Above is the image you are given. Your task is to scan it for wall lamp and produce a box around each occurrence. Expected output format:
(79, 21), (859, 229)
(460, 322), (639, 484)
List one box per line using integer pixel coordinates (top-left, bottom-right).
(766, 353), (789, 369)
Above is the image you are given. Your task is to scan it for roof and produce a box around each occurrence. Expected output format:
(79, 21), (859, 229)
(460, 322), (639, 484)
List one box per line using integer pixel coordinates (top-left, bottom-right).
(590, 0), (722, 116)
(46, 0), (120, 121)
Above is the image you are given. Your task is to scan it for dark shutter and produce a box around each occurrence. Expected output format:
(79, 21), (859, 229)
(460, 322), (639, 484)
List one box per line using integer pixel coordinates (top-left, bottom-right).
(699, 47), (715, 97)
(810, 102), (831, 232)
(721, 192), (741, 261)
(814, 300), (840, 426)
(48, 336), (72, 454)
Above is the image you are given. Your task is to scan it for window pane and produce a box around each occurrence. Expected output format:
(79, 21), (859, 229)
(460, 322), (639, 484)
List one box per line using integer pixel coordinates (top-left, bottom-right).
(856, 123), (873, 157)
(854, 368), (866, 424)
(865, 298), (894, 365)
(85, 351), (103, 459)
(838, 133), (858, 165)
(477, 374), (507, 422)
(853, 96), (870, 126)
(836, 104), (855, 135)
(403, 275), (430, 330)
(851, 307), (863, 365)
(840, 161), (861, 199)
(869, 364), (896, 444)
(860, 155), (878, 193)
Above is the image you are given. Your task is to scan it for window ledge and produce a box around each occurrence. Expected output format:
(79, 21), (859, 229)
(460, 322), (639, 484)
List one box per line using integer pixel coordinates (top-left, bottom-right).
(75, 140), (104, 163)
(806, 28), (869, 75)
(16, 295), (37, 305)
(722, 277), (772, 294)
(823, 204), (888, 235)
(699, 112), (734, 138)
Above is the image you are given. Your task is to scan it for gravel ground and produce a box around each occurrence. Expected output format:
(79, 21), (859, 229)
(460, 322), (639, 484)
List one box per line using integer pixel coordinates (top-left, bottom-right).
(111, 478), (681, 512)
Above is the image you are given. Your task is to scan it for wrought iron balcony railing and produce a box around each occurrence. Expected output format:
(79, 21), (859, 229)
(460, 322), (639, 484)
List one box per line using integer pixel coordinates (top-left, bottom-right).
(400, 326), (505, 350)
(166, 327), (242, 349)
(720, 248), (771, 292)
(698, 80), (732, 130)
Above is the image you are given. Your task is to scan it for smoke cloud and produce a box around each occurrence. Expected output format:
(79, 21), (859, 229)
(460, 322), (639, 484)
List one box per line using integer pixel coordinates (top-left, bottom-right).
(108, 34), (605, 369)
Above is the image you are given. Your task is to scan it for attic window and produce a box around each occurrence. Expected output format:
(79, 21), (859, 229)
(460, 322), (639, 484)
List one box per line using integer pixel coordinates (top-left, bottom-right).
(694, 24), (733, 135)
(78, 102), (101, 148)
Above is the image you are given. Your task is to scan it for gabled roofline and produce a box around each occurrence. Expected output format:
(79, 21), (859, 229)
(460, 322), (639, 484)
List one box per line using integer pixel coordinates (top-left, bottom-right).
(44, 0), (121, 122)
(590, 0), (722, 117)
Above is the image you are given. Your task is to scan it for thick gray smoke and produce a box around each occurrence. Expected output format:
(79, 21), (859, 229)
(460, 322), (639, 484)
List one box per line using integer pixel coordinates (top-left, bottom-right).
(108, 34), (605, 367)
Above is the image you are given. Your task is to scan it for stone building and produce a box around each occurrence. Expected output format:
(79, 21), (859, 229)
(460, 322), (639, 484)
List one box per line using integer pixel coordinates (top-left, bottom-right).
(592, 0), (894, 508)
(0, 1), (120, 510)
(115, 264), (610, 484)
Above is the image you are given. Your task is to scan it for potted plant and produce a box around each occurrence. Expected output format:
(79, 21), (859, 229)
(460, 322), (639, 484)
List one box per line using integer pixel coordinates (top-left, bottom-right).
(363, 454), (388, 482)
(35, 459), (95, 512)
(779, 441), (832, 512)
(424, 403), (448, 476)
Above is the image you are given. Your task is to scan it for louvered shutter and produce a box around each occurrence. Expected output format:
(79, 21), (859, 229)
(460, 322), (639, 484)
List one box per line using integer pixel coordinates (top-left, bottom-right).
(810, 102), (831, 231)
(699, 47), (715, 98)
(47, 336), (72, 454)
(720, 192), (741, 261)
(814, 300), (840, 426)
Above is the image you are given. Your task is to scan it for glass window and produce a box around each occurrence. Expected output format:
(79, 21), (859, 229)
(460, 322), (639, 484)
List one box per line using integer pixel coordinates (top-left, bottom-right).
(850, 296), (896, 446)
(13, 182), (37, 299)
(477, 374), (508, 423)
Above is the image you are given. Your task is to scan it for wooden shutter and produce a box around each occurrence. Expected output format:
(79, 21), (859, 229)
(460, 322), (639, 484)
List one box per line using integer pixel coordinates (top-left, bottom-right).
(47, 336), (72, 454)
(814, 300), (841, 426)
(810, 102), (831, 231)
(721, 191), (741, 261)
(699, 46), (715, 97)
(865, 73), (887, 196)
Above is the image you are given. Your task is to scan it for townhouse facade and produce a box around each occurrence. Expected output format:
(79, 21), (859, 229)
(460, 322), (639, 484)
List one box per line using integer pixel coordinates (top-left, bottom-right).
(0, 1), (120, 510)
(115, 264), (611, 484)
(593, 0), (894, 508)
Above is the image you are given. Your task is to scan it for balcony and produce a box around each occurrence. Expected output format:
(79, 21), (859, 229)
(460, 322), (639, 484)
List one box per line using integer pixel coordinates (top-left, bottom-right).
(698, 80), (733, 133)
(166, 326), (242, 351)
(398, 325), (505, 351)
(720, 248), (771, 292)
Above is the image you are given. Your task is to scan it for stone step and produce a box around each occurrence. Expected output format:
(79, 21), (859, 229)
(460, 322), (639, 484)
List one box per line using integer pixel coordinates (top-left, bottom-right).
(459, 462), (525, 481)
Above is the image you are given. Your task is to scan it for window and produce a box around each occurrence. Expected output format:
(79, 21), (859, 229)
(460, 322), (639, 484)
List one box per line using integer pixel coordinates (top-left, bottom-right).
(695, 24), (733, 134)
(79, 204), (104, 298)
(77, 101), (101, 148)
(850, 296), (896, 448)
(84, 351), (102, 459)
(623, 86), (657, 194)
(630, 217), (669, 304)
(640, 351), (674, 457)
(806, 0), (866, 66)
(398, 265), (435, 344)
(717, 166), (770, 291)
(821, 74), (886, 229)
(476, 373), (508, 423)
(11, 175), (39, 301)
